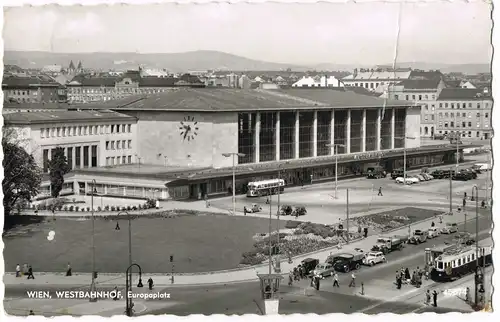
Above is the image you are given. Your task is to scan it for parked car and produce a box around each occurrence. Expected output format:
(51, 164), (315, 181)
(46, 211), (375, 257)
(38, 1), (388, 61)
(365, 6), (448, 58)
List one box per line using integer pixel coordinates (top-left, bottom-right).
(431, 170), (445, 179)
(292, 206), (307, 217)
(471, 165), (483, 174)
(441, 223), (459, 234)
(371, 236), (406, 254)
(421, 173), (434, 181)
(366, 166), (387, 179)
(362, 251), (386, 266)
(391, 169), (405, 179)
(395, 177), (419, 185)
(474, 163), (491, 171)
(244, 204), (262, 213)
(409, 229), (428, 244)
(415, 174), (426, 181)
(427, 227), (441, 239)
(453, 232), (475, 245)
(327, 253), (365, 273)
(312, 262), (336, 278)
(452, 172), (469, 181)
(461, 168), (477, 179)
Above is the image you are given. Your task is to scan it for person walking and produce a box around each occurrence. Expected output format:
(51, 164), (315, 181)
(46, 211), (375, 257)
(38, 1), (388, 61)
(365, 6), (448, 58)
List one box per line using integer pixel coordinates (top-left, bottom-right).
(463, 198), (466, 208)
(113, 286), (119, 301)
(23, 263), (28, 276)
(16, 264), (21, 277)
(432, 290), (438, 307)
(288, 271), (293, 286)
(66, 263), (72, 276)
(431, 221), (435, 227)
(378, 187), (383, 196)
(332, 273), (339, 287)
(26, 265), (34, 280)
(425, 290), (431, 305)
(315, 275), (320, 291)
(148, 277), (154, 290)
(349, 273), (356, 287)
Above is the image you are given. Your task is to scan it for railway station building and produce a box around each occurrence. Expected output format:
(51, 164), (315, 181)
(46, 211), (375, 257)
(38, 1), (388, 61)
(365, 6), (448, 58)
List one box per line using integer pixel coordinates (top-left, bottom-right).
(4, 88), (472, 201)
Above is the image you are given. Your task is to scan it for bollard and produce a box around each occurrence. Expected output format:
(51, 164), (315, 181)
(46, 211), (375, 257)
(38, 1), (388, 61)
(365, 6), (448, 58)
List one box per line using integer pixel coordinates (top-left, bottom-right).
(360, 283), (365, 295)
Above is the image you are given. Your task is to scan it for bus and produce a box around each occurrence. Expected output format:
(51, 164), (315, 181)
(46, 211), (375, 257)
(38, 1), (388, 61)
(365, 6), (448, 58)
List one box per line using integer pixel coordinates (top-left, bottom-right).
(246, 179), (285, 197)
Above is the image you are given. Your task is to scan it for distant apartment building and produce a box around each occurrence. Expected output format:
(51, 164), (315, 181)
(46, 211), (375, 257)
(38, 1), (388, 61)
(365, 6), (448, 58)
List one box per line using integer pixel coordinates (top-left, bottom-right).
(291, 75), (344, 88)
(388, 78), (446, 138)
(66, 71), (203, 103)
(342, 68), (444, 93)
(435, 88), (492, 140)
(2, 75), (66, 103)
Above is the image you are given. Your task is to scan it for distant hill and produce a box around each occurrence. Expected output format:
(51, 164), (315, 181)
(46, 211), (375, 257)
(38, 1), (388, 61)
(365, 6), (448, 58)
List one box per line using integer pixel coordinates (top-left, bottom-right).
(3, 50), (491, 75)
(3, 50), (308, 73)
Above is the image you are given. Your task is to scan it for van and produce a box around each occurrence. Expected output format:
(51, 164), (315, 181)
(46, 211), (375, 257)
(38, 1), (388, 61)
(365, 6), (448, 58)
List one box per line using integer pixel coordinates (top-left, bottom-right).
(391, 169), (404, 179)
(366, 166), (387, 179)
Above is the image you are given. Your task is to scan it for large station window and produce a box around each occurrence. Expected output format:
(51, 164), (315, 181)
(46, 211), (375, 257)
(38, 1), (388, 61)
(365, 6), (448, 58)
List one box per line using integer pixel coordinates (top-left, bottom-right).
(365, 110), (378, 151)
(299, 112), (314, 158)
(334, 110), (347, 154)
(279, 112), (296, 160)
(259, 112), (276, 162)
(350, 110), (363, 153)
(394, 108), (407, 148)
(316, 111), (331, 156)
(238, 113), (256, 164)
(380, 109), (392, 150)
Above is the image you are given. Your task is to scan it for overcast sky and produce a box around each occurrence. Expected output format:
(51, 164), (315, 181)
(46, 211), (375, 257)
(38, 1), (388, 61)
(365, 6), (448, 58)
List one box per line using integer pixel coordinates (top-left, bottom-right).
(3, 2), (492, 65)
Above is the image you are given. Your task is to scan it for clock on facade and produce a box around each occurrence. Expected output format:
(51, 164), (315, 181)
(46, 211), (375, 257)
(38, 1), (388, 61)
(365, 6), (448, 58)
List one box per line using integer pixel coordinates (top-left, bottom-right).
(179, 116), (199, 142)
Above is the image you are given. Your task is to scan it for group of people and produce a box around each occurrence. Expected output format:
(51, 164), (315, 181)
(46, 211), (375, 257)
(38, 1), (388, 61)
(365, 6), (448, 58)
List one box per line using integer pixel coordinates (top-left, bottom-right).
(395, 266), (429, 289)
(15, 263), (34, 279)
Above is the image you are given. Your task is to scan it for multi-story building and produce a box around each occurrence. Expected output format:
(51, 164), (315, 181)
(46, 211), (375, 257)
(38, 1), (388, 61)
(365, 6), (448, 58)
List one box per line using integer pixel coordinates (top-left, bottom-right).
(388, 78), (447, 137)
(342, 68), (412, 91)
(2, 75), (64, 103)
(435, 88), (492, 140)
(66, 71), (203, 103)
(291, 75), (344, 88)
(3, 110), (138, 197)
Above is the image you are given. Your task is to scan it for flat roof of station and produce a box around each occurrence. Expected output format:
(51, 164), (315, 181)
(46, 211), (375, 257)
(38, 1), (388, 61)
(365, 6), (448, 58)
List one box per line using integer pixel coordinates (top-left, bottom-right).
(71, 144), (480, 184)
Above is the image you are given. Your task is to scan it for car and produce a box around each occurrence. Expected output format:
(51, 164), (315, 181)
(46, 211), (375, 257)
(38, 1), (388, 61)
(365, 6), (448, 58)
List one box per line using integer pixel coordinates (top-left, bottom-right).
(362, 251), (386, 266)
(453, 232), (475, 245)
(408, 229), (428, 244)
(391, 169), (405, 179)
(441, 223), (459, 234)
(244, 204), (262, 213)
(428, 227), (441, 239)
(407, 176), (420, 184)
(471, 165), (483, 174)
(300, 258), (319, 276)
(452, 172), (469, 181)
(431, 170), (445, 179)
(421, 173), (434, 181)
(461, 169), (477, 179)
(474, 163), (491, 172)
(415, 174), (426, 181)
(395, 176), (418, 185)
(312, 262), (336, 278)
(440, 170), (455, 179)
(366, 166), (387, 179)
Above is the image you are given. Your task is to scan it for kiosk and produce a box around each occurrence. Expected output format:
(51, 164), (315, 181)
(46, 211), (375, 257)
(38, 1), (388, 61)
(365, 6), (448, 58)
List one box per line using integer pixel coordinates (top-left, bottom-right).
(257, 274), (283, 315)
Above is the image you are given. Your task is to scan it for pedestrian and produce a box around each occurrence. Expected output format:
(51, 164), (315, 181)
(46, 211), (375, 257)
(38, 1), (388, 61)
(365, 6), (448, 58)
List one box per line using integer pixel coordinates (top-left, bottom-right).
(481, 200), (486, 209)
(404, 267), (410, 281)
(115, 222), (121, 230)
(23, 263), (28, 276)
(27, 265), (34, 280)
(16, 264), (21, 277)
(425, 290), (431, 305)
(113, 286), (119, 300)
(463, 198), (466, 208)
(431, 221), (435, 227)
(464, 192), (467, 199)
(397, 277), (402, 290)
(66, 262), (72, 276)
(288, 271), (293, 286)
(147, 277), (154, 290)
(378, 187), (383, 196)
(243, 207), (247, 216)
(349, 273), (356, 287)
(439, 215), (443, 224)
(315, 275), (320, 291)
(266, 197), (270, 204)
(432, 290), (438, 307)
(363, 227), (368, 238)
(332, 273), (339, 287)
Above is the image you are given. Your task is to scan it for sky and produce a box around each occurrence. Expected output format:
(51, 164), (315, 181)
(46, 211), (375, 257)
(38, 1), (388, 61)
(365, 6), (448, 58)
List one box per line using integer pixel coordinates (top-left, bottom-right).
(3, 1), (493, 65)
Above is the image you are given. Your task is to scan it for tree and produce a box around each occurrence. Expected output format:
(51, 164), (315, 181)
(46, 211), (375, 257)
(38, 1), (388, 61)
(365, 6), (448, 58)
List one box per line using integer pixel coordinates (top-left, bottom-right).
(2, 132), (42, 216)
(48, 147), (71, 198)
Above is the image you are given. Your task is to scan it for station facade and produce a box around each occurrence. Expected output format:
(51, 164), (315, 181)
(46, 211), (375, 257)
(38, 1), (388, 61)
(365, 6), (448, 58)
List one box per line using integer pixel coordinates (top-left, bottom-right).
(60, 88), (467, 201)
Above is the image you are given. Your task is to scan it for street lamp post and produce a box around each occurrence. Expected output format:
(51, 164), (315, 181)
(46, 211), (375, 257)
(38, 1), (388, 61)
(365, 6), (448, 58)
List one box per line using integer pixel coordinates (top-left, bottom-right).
(472, 185), (479, 308)
(222, 152), (246, 216)
(164, 156), (168, 168)
(135, 154), (142, 172)
(118, 211), (132, 268)
(449, 166), (453, 215)
(268, 190), (273, 275)
(346, 188), (350, 244)
(325, 143), (346, 199)
(394, 136), (416, 183)
(125, 263), (142, 317)
(89, 179), (97, 302)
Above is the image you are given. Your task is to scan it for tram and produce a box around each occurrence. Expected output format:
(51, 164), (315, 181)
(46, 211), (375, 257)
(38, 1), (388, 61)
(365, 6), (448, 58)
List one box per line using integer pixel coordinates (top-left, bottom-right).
(246, 179), (285, 197)
(428, 243), (492, 282)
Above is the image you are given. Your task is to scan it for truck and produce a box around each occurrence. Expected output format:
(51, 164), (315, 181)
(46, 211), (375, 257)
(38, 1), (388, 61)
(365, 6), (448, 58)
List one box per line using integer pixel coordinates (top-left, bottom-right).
(408, 229), (428, 244)
(371, 235), (405, 254)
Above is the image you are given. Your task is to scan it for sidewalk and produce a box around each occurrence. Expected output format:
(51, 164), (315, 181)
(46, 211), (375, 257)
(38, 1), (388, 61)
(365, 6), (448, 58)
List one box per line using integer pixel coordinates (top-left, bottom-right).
(3, 208), (477, 288)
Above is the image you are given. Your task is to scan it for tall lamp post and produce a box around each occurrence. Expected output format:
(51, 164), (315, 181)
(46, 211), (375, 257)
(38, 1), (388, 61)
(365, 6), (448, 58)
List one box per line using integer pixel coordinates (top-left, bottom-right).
(118, 211), (132, 268)
(325, 143), (346, 199)
(163, 156), (168, 168)
(472, 185), (480, 307)
(125, 263), (142, 317)
(394, 136), (416, 183)
(346, 188), (350, 244)
(89, 179), (97, 302)
(268, 190), (273, 275)
(135, 154), (142, 172)
(222, 152), (246, 216)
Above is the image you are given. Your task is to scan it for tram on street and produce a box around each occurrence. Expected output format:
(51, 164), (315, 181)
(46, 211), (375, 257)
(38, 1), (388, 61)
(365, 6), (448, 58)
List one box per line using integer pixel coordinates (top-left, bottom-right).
(428, 243), (492, 282)
(246, 179), (285, 197)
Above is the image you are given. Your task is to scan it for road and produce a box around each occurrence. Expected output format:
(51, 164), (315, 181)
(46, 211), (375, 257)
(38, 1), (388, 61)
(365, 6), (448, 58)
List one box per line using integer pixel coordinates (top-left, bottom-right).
(5, 215), (490, 316)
